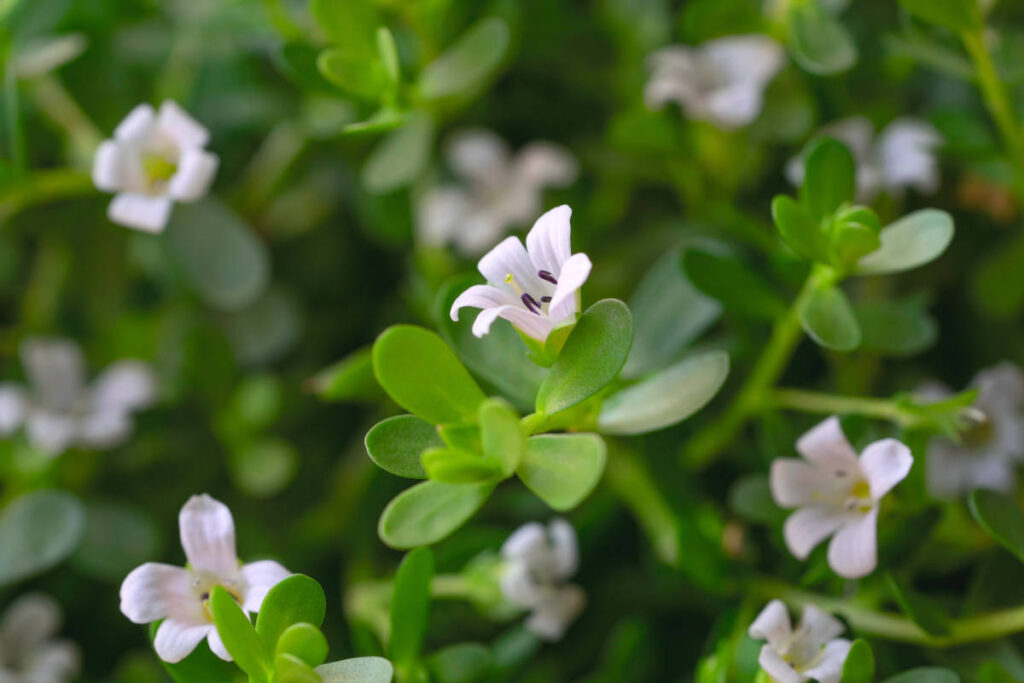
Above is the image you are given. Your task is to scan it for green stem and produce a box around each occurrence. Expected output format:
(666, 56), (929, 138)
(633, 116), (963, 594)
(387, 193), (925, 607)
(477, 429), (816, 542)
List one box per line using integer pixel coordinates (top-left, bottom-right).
(962, 30), (1024, 180)
(4, 53), (24, 172)
(763, 388), (921, 427)
(604, 445), (680, 567)
(27, 76), (102, 166)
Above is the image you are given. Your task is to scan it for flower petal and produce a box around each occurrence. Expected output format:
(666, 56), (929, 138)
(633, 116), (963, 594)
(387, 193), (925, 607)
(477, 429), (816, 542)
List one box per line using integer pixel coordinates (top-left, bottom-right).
(827, 508), (878, 579)
(0, 383), (26, 435)
(859, 438), (912, 499)
(702, 35), (784, 88)
(450, 284), (515, 321)
(113, 103), (156, 143)
(207, 628), (233, 661)
(499, 561), (540, 608)
(76, 408), (132, 449)
(21, 337), (86, 410)
(23, 639), (81, 681)
(795, 604), (846, 650)
(756, 644), (801, 683)
(748, 600), (792, 650)
(796, 417), (861, 471)
(108, 193), (173, 233)
(0, 593), (62, 653)
(179, 494), (239, 577)
(704, 83), (765, 129)
(547, 518), (579, 579)
(515, 143), (577, 188)
(25, 411), (77, 457)
(783, 506), (846, 561)
(91, 360), (157, 414)
(525, 204), (573, 274)
(119, 563), (195, 624)
(501, 522), (547, 561)
(92, 140), (126, 192)
(167, 149), (218, 202)
(770, 458), (831, 508)
(800, 639), (852, 683)
(446, 129), (510, 183)
(547, 252), (591, 325)
(524, 584), (585, 641)
(478, 236), (545, 295)
(417, 187), (471, 248)
(157, 100), (209, 149)
(154, 619), (212, 664)
(471, 305), (552, 341)
(240, 560), (291, 613)
(875, 118), (941, 193)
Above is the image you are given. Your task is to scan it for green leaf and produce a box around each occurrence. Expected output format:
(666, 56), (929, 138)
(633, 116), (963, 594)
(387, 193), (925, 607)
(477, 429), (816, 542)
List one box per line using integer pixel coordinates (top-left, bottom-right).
(378, 480), (495, 549)
(978, 661), (1018, 683)
(831, 206), (882, 267)
(365, 415), (439, 479)
(788, 2), (857, 76)
(372, 325), (487, 425)
(854, 295), (937, 357)
(801, 138), (856, 221)
(855, 209), (954, 275)
(256, 575), (328, 652)
(799, 283), (861, 351)
(727, 475), (786, 526)
(275, 653), (321, 683)
(70, 500), (160, 582)
(426, 643), (492, 683)
(972, 229), (1024, 319)
(898, 0), (982, 33)
(362, 111), (435, 193)
(311, 346), (381, 402)
(598, 351), (729, 435)
(479, 398), (525, 475)
(316, 657), (394, 683)
(840, 640), (875, 683)
(882, 667), (959, 683)
(682, 249), (786, 319)
(516, 434), (606, 511)
(418, 17), (510, 100)
(0, 490), (85, 586)
(772, 195), (826, 262)
(277, 623), (329, 668)
(210, 586), (272, 682)
(149, 622), (242, 683)
(164, 199), (270, 311)
(437, 423), (481, 453)
(421, 447), (503, 483)
(536, 299), (633, 415)
(318, 47), (387, 101)
(969, 489), (1024, 563)
(377, 27), (401, 89)
(884, 573), (952, 636)
(310, 0), (379, 55)
(390, 547), (434, 664)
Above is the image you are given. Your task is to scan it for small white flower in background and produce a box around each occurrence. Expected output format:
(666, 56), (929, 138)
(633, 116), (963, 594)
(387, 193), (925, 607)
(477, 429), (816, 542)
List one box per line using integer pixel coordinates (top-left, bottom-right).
(418, 129), (578, 255)
(0, 337), (157, 457)
(748, 600), (851, 683)
(93, 100), (218, 233)
(786, 116), (942, 202)
(500, 518), (585, 641)
(0, 593), (80, 683)
(918, 362), (1024, 499)
(450, 205), (591, 342)
(120, 494), (292, 663)
(770, 416), (913, 579)
(644, 35), (785, 130)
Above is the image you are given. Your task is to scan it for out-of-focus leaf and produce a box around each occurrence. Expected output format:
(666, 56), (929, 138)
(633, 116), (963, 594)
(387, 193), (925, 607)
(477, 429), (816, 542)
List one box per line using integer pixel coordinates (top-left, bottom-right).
(426, 643), (492, 683)
(390, 547), (434, 664)
(978, 662), (1018, 683)
(365, 415), (438, 479)
(885, 573), (953, 636)
(772, 195), (827, 262)
(969, 489), (1024, 563)
(318, 47), (387, 101)
(883, 32), (974, 80)
(316, 657), (394, 682)
(418, 18), (509, 100)
(310, 346), (382, 402)
(898, 0), (981, 33)
(727, 475), (786, 526)
(378, 480), (494, 549)
(799, 283), (861, 351)
(70, 501), (160, 581)
(882, 668), (959, 683)
(801, 138), (856, 221)
(229, 438), (297, 498)
(682, 248), (786, 319)
(855, 209), (954, 276)
(972, 230), (1024, 319)
(219, 287), (302, 366)
(516, 433), (606, 511)
(310, 0), (379, 55)
(788, 2), (857, 75)
(840, 640), (875, 683)
(854, 294), (937, 357)
(276, 653), (320, 683)
(0, 490), (85, 586)
(362, 111), (434, 193)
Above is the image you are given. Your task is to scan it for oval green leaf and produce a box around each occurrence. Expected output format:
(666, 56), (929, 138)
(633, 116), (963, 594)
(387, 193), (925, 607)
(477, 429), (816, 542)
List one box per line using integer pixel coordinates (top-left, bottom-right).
(882, 667), (959, 683)
(516, 433), (606, 511)
(316, 657), (395, 683)
(788, 2), (857, 76)
(771, 195), (826, 262)
(0, 490), (85, 586)
(210, 586), (272, 682)
(426, 643), (492, 683)
(256, 574), (328, 651)
(277, 623), (329, 668)
(378, 480), (495, 549)
(801, 138), (856, 221)
(70, 500), (161, 582)
(479, 398), (525, 475)
(969, 488), (1024, 563)
(799, 283), (861, 351)
(365, 415), (440, 479)
(421, 448), (502, 483)
(362, 111), (434, 194)
(418, 18), (509, 100)
(839, 639), (874, 683)
(390, 547), (434, 664)
(855, 209), (954, 276)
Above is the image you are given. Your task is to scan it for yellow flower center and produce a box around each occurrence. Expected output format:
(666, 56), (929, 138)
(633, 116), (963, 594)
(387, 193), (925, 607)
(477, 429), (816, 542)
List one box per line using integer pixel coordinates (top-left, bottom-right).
(142, 154), (177, 186)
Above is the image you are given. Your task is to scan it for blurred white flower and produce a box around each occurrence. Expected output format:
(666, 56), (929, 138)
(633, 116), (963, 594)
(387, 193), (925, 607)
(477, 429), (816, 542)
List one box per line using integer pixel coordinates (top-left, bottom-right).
(748, 600), (851, 683)
(0, 593), (80, 683)
(93, 100), (219, 233)
(500, 518), (585, 641)
(786, 117), (942, 201)
(418, 129), (577, 255)
(644, 35), (785, 130)
(920, 362), (1024, 499)
(120, 494), (292, 663)
(450, 204), (591, 342)
(771, 416), (913, 579)
(0, 337), (157, 457)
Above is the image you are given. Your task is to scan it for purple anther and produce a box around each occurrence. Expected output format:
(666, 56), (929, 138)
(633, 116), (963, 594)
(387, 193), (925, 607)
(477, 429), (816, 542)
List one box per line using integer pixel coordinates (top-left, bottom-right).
(521, 293), (542, 314)
(538, 270), (558, 285)
(541, 296), (552, 303)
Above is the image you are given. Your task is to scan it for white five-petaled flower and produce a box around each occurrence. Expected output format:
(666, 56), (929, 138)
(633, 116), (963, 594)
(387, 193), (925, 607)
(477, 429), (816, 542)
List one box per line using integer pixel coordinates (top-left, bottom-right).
(449, 205), (591, 342)
(120, 494), (292, 663)
(418, 129), (578, 256)
(919, 362), (1024, 499)
(499, 519), (585, 641)
(748, 600), (851, 683)
(93, 100), (219, 233)
(0, 593), (80, 683)
(0, 337), (157, 457)
(786, 116), (942, 202)
(770, 417), (913, 579)
(644, 35), (785, 130)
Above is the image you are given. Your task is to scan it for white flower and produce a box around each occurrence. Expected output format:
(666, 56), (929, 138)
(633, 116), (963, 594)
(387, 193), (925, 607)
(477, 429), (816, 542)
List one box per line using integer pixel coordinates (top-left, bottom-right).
(0, 337), (157, 457)
(786, 117), (942, 202)
(770, 416), (913, 579)
(418, 129), (578, 255)
(748, 600), (851, 683)
(499, 519), (585, 641)
(0, 593), (80, 683)
(644, 35), (785, 130)
(920, 362), (1024, 499)
(93, 100), (218, 233)
(449, 205), (591, 342)
(120, 494), (291, 663)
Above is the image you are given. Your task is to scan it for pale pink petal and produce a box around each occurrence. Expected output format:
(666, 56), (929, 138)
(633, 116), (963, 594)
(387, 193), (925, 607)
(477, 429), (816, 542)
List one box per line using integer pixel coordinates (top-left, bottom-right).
(704, 84), (764, 129)
(525, 205), (573, 274)
(796, 417), (861, 471)
(92, 140), (126, 192)
(179, 495), (239, 577)
(113, 103), (156, 143)
(446, 130), (510, 183)
(157, 100), (209, 149)
(501, 522), (547, 561)
(417, 187), (470, 247)
(154, 619), (212, 664)
(119, 563), (194, 624)
(107, 193), (173, 233)
(800, 639), (852, 683)
(471, 305), (552, 341)
(783, 507), (846, 560)
(207, 628), (233, 661)
(876, 118), (941, 194)
(702, 35), (784, 88)
(757, 644), (801, 683)
(748, 600), (792, 650)
(859, 438), (912, 499)
(240, 560), (291, 613)
(796, 604), (845, 650)
(477, 236), (545, 294)
(546, 252), (591, 325)
(827, 508), (878, 579)
(91, 360), (157, 414)
(450, 284), (515, 321)
(25, 411), (76, 457)
(167, 149), (218, 202)
(770, 458), (833, 508)
(515, 144), (577, 188)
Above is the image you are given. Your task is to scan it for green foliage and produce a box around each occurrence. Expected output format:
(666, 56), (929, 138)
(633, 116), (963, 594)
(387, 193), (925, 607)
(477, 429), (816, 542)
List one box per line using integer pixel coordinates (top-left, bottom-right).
(516, 434), (606, 510)
(378, 480), (495, 549)
(315, 658), (394, 682)
(969, 489), (1024, 563)
(885, 573), (952, 636)
(787, 1), (858, 75)
(478, 398), (526, 476)
(310, 347), (380, 402)
(210, 586), (273, 682)
(855, 210), (955, 276)
(898, 0), (982, 33)
(840, 640), (875, 683)
(682, 248), (786, 319)
(389, 548), (434, 665)
(149, 622), (242, 683)
(426, 643), (492, 683)
(801, 138), (857, 221)
(0, 490), (84, 586)
(277, 623), (329, 668)
(854, 295), (937, 357)
(882, 668), (960, 683)
(256, 575), (328, 651)
(799, 282), (861, 351)
(417, 18), (510, 101)
(977, 662), (1018, 683)
(365, 415), (438, 479)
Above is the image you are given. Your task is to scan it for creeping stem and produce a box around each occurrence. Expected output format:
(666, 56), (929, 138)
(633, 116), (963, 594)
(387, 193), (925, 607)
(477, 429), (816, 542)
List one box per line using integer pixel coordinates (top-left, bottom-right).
(763, 388), (922, 427)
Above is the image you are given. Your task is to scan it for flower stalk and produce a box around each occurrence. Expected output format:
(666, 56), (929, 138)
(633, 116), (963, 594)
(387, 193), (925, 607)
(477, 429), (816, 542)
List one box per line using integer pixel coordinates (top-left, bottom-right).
(764, 388), (922, 427)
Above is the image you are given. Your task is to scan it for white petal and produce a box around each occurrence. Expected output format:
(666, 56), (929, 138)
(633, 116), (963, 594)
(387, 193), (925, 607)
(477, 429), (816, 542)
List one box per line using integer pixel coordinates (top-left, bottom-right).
(827, 508), (878, 579)
(783, 507), (846, 560)
(748, 600), (792, 649)
(449, 284), (515, 321)
(875, 118), (941, 193)
(240, 560), (291, 613)
(704, 83), (765, 129)
(770, 458), (834, 508)
(796, 604), (845, 650)
(0, 383), (26, 435)
(0, 593), (61, 652)
(800, 639), (852, 683)
(108, 193), (173, 233)
(157, 100), (209, 149)
(796, 417), (861, 471)
(471, 304), (552, 341)
(119, 563), (195, 624)
(417, 187), (470, 247)
(167, 149), (218, 202)
(446, 129), (510, 182)
(858, 439), (912, 499)
(207, 628), (233, 661)
(92, 140), (126, 192)
(22, 639), (81, 681)
(702, 35), (785, 88)
(524, 584), (585, 641)
(113, 103), (156, 143)
(154, 619), (212, 664)
(502, 522), (547, 560)
(547, 518), (579, 579)
(20, 337), (86, 410)
(179, 495), (239, 577)
(76, 408), (132, 449)
(973, 362), (1024, 408)
(500, 561), (541, 608)
(925, 441), (976, 499)
(91, 360), (157, 414)
(25, 411), (76, 457)
(514, 144), (578, 188)
(478, 236), (545, 294)
(547, 252), (591, 325)
(453, 209), (510, 256)
(757, 644), (801, 683)
(525, 204), (573, 275)
(822, 117), (875, 164)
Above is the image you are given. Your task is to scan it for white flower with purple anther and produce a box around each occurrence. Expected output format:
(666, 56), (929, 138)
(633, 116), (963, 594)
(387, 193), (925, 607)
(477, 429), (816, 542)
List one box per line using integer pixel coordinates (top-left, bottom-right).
(920, 362), (1024, 499)
(748, 600), (851, 683)
(644, 35), (785, 130)
(0, 593), (80, 683)
(770, 417), (913, 579)
(449, 204), (592, 342)
(92, 100), (218, 233)
(0, 337), (157, 457)
(500, 519), (585, 641)
(418, 129), (578, 255)
(120, 494), (291, 663)
(786, 117), (942, 202)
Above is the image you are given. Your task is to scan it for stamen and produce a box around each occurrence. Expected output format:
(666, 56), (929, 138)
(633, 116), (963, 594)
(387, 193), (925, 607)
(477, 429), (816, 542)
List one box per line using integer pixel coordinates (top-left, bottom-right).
(521, 293), (542, 314)
(505, 273), (525, 297)
(538, 270), (558, 285)
(541, 296), (552, 303)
